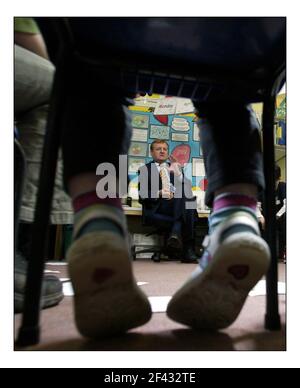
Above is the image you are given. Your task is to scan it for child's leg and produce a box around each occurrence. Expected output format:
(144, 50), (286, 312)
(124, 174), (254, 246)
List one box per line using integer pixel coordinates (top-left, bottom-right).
(167, 102), (270, 330)
(61, 63), (151, 338)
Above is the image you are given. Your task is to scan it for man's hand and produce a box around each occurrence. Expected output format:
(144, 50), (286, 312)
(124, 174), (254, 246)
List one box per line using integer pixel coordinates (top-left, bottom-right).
(168, 163), (182, 177)
(167, 154), (183, 177)
(159, 189), (174, 200)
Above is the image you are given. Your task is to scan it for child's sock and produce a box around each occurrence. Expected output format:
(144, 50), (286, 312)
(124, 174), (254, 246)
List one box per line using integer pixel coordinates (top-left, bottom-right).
(200, 193), (258, 269)
(208, 193), (258, 234)
(72, 191), (125, 239)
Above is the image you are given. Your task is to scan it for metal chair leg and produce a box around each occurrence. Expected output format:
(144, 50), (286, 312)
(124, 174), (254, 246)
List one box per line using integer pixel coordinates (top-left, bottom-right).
(16, 57), (69, 346)
(14, 139), (27, 252)
(262, 95), (281, 330)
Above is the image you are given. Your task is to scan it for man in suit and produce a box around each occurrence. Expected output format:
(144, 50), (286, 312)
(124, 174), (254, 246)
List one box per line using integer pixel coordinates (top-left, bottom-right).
(256, 164), (286, 261)
(138, 139), (199, 263)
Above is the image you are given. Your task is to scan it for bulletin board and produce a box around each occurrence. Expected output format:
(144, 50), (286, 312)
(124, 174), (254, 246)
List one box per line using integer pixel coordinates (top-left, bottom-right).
(275, 95), (286, 145)
(253, 93), (286, 145)
(128, 100), (207, 192)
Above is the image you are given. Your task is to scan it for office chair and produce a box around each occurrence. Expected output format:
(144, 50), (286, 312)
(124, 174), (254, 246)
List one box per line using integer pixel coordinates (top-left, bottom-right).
(132, 229), (172, 263)
(17, 17), (285, 346)
(132, 199), (180, 263)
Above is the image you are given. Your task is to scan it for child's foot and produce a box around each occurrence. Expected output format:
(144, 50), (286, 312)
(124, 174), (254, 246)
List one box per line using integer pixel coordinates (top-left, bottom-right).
(167, 195), (270, 330)
(67, 194), (152, 338)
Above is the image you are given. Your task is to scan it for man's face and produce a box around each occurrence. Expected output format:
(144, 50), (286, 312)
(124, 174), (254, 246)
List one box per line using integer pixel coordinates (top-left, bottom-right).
(151, 142), (169, 163)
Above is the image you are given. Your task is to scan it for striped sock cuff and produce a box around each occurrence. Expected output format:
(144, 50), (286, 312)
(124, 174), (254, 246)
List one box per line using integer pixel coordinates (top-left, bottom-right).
(73, 204), (127, 238)
(213, 193), (257, 212)
(73, 191), (123, 212)
(209, 193), (258, 233)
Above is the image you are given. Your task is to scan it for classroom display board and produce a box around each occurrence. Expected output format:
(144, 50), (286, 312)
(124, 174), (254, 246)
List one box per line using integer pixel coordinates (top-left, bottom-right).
(126, 93), (286, 204)
(275, 95), (286, 145)
(276, 120), (286, 146)
(128, 97), (207, 194)
(253, 93), (286, 146)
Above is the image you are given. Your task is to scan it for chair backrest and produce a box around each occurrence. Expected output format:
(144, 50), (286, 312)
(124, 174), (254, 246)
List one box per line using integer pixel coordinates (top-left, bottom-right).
(37, 17), (286, 103)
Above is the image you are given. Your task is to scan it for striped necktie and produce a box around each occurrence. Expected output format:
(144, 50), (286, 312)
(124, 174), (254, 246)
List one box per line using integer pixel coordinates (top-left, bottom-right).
(159, 164), (170, 191)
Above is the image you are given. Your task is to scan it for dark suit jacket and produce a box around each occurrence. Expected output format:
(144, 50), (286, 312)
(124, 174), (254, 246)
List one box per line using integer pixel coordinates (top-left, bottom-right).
(275, 181), (286, 214)
(138, 161), (194, 220)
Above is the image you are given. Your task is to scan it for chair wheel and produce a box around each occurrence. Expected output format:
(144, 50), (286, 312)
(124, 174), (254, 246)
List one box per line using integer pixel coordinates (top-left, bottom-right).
(151, 252), (161, 262)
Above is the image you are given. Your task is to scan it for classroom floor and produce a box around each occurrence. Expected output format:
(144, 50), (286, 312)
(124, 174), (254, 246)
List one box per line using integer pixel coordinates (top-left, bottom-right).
(14, 260), (286, 351)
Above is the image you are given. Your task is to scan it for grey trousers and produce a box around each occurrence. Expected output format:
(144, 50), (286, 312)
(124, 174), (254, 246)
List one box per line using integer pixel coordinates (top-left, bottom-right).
(14, 45), (73, 224)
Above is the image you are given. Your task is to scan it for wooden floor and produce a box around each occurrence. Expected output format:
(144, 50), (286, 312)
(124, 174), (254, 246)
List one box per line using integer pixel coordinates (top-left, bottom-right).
(14, 260), (286, 351)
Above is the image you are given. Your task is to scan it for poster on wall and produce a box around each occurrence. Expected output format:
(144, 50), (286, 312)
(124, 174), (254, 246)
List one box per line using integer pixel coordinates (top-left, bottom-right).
(175, 98), (195, 114)
(171, 117), (190, 132)
(132, 128), (148, 142)
(132, 114), (149, 129)
(154, 97), (177, 115)
(171, 133), (189, 142)
(193, 123), (200, 141)
(128, 158), (146, 174)
(129, 142), (148, 157)
(134, 94), (165, 109)
(153, 115), (169, 126)
(171, 144), (191, 165)
(192, 158), (206, 177)
(150, 125), (170, 140)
